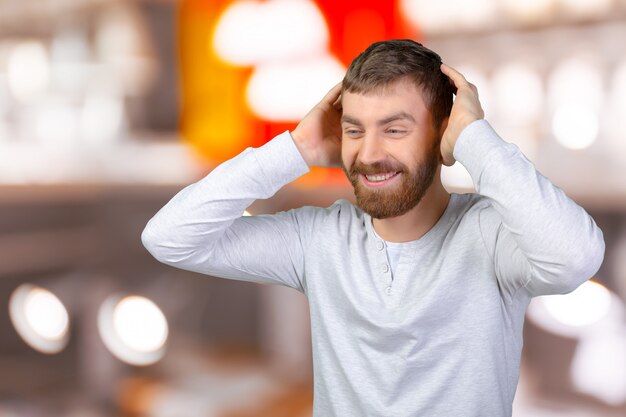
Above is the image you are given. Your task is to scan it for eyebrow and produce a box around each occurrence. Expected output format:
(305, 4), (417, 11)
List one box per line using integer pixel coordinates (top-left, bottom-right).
(341, 112), (416, 127)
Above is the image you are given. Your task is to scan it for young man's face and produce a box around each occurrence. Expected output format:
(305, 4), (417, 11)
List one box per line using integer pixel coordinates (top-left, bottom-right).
(340, 77), (442, 219)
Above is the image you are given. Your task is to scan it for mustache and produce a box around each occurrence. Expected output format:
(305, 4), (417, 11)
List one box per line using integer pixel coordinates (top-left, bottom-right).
(349, 160), (406, 176)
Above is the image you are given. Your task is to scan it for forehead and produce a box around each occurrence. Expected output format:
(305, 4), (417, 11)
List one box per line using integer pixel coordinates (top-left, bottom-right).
(341, 78), (430, 124)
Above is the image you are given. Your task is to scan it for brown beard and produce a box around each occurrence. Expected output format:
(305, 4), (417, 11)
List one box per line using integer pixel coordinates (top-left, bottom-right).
(342, 142), (440, 219)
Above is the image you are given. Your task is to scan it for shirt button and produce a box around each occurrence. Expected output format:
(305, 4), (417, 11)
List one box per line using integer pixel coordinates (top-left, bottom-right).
(376, 241), (385, 251)
(385, 286), (392, 295)
(381, 263), (389, 273)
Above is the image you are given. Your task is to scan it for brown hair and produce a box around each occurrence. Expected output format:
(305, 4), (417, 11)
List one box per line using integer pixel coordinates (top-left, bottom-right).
(342, 39), (454, 130)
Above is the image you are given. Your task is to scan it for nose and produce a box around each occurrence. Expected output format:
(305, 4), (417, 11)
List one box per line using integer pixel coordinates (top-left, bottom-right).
(357, 134), (386, 166)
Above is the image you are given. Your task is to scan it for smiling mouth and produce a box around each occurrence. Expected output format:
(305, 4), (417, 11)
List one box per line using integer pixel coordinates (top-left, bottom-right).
(364, 172), (399, 182)
(359, 171), (401, 187)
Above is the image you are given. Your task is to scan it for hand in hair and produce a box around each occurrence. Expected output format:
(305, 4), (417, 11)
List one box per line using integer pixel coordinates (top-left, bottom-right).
(439, 63), (485, 166)
(291, 83), (343, 168)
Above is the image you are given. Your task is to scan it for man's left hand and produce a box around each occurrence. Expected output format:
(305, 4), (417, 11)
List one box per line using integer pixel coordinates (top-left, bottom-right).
(439, 63), (485, 166)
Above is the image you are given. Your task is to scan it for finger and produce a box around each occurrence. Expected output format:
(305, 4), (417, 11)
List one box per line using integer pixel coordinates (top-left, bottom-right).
(322, 82), (343, 106)
(443, 155), (456, 167)
(440, 63), (470, 89)
(330, 83), (343, 109)
(333, 94), (343, 111)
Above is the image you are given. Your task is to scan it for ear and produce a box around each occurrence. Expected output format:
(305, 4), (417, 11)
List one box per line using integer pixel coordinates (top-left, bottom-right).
(438, 117), (449, 139)
(435, 117), (449, 164)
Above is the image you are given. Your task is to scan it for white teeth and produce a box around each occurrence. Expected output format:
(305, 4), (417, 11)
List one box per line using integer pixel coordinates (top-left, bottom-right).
(365, 172), (397, 182)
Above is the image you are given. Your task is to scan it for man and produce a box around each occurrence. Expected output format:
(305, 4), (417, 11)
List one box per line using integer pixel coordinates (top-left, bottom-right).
(142, 40), (605, 416)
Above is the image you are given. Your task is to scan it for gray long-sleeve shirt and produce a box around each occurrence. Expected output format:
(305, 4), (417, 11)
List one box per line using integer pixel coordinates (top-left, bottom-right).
(142, 120), (605, 416)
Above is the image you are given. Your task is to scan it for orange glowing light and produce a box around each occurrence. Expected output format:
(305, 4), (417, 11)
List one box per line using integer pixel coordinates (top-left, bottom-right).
(178, 0), (415, 187)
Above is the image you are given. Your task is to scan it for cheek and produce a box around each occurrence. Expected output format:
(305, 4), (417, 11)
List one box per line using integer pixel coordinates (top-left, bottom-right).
(341, 142), (357, 167)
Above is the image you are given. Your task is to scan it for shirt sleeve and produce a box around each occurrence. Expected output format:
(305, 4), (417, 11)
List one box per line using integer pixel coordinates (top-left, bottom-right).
(453, 120), (605, 299)
(141, 131), (313, 293)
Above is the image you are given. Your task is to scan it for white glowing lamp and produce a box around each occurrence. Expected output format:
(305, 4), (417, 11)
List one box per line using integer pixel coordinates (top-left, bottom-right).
(548, 57), (603, 110)
(607, 60), (626, 155)
(559, 0), (614, 18)
(80, 79), (125, 145)
(400, 0), (459, 33)
(552, 103), (598, 150)
(213, 0), (329, 65)
(0, 73), (10, 116)
(34, 101), (79, 148)
(548, 57), (603, 149)
(401, 0), (497, 33)
(454, 65), (494, 118)
(246, 56), (345, 121)
(492, 63), (543, 125)
(571, 330), (626, 405)
(7, 41), (50, 102)
(454, 0), (498, 30)
(527, 280), (621, 338)
(542, 281), (611, 327)
(9, 284), (70, 354)
(98, 294), (169, 366)
(501, 0), (556, 23)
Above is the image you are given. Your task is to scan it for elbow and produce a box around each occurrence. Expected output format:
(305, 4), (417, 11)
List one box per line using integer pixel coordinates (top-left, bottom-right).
(577, 225), (605, 280)
(524, 218), (605, 296)
(141, 221), (166, 262)
(141, 220), (210, 269)
(560, 226), (606, 293)
(141, 220), (180, 265)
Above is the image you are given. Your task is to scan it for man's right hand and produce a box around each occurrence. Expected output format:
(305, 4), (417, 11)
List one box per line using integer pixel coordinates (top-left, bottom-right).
(291, 82), (343, 168)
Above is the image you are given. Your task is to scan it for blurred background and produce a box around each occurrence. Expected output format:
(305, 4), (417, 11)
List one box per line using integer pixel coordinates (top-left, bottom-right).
(0, 0), (625, 416)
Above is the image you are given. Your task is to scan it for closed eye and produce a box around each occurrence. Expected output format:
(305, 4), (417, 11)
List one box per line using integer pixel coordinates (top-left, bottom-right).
(386, 128), (408, 136)
(344, 128), (363, 138)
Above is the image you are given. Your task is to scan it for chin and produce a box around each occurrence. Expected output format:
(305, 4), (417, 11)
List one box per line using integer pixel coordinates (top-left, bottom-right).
(357, 196), (422, 219)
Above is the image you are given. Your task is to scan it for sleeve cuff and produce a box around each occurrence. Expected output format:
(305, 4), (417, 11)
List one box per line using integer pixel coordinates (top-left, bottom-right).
(452, 119), (515, 184)
(252, 131), (311, 189)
